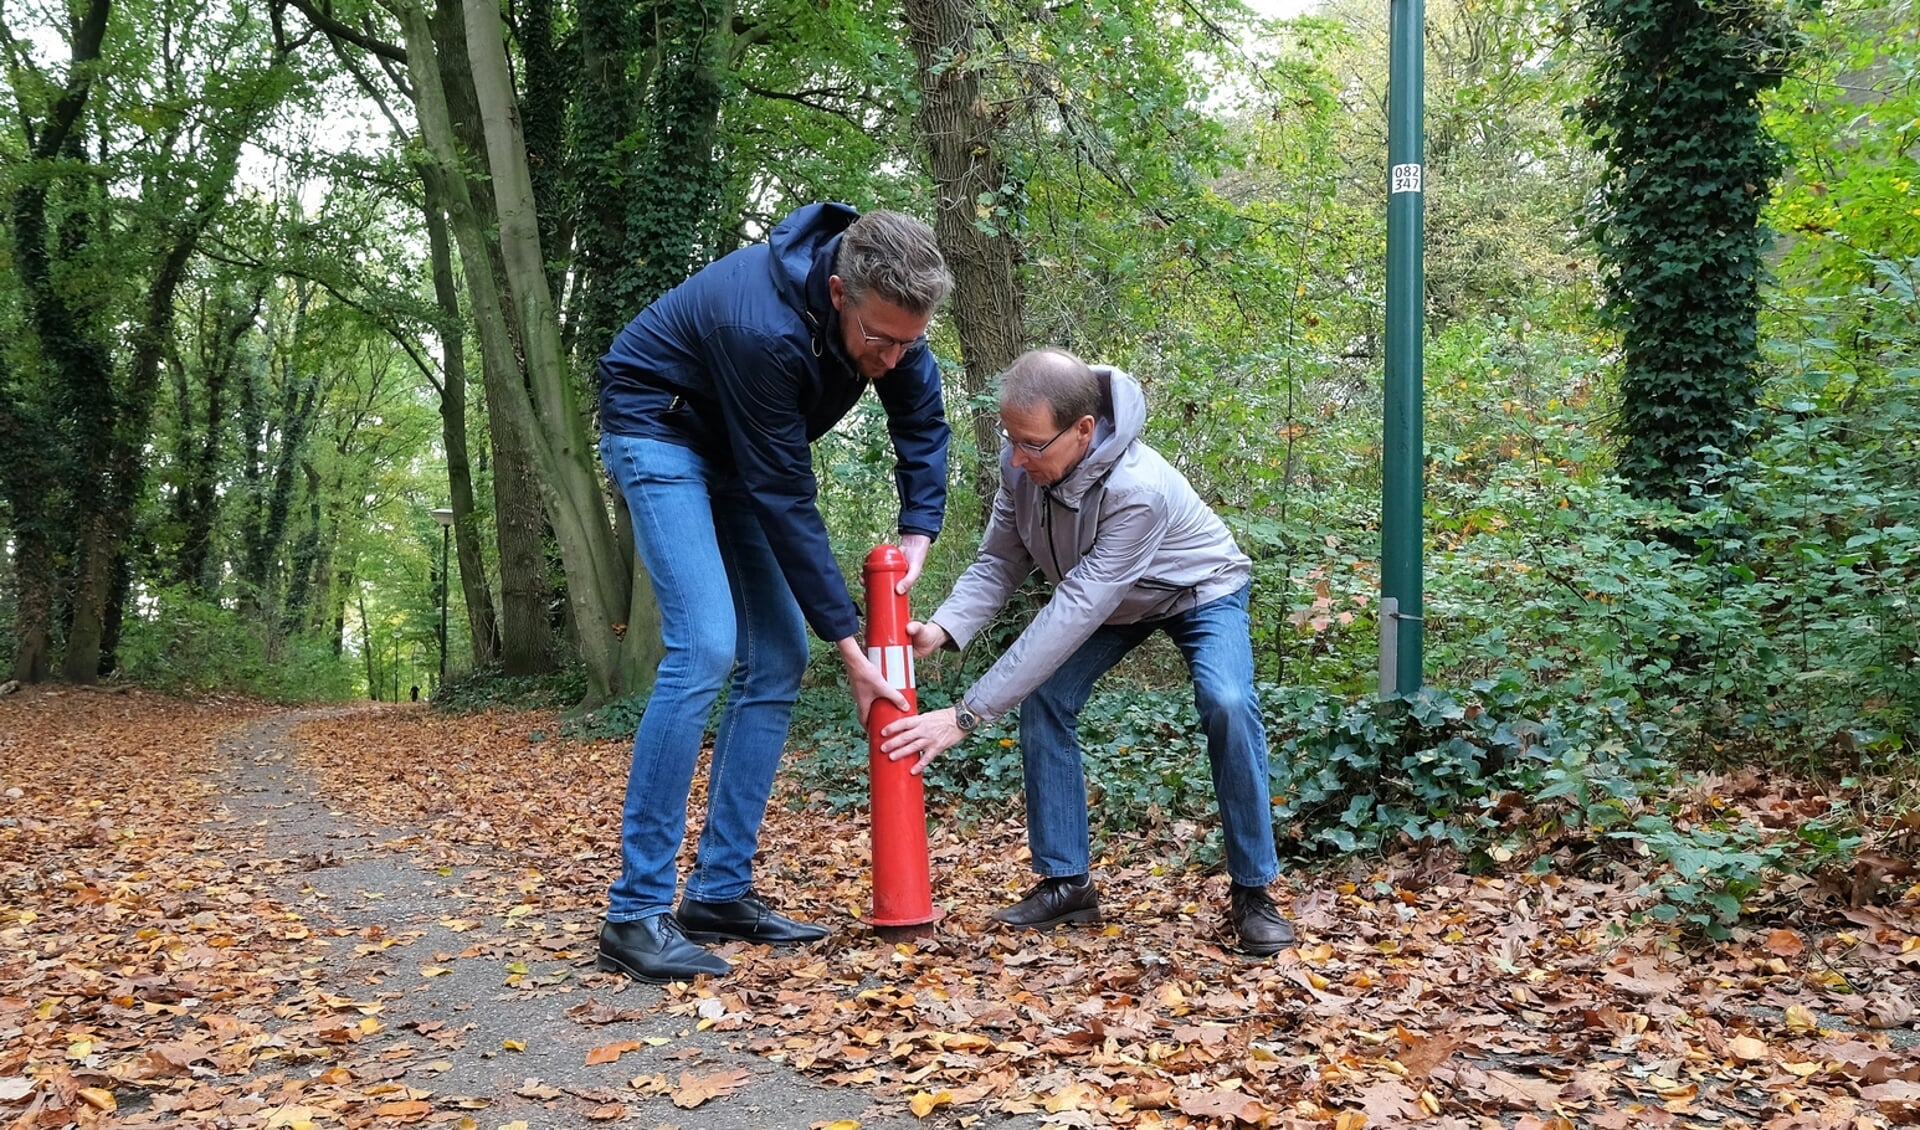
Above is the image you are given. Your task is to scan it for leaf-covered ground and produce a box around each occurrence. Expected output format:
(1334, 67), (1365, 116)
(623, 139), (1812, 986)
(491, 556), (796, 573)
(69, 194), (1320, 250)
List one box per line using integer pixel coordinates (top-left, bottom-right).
(2, 689), (1917, 1129)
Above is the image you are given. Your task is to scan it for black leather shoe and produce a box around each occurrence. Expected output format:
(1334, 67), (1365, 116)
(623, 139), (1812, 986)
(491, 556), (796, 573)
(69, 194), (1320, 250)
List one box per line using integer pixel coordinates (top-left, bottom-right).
(597, 914), (730, 982)
(990, 874), (1101, 928)
(675, 891), (829, 945)
(1229, 883), (1296, 955)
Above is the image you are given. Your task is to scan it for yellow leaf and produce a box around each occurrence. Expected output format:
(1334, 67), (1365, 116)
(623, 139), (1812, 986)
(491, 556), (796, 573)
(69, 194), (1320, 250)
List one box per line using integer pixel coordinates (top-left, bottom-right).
(77, 1088), (116, 1112)
(812, 1122), (862, 1130)
(66, 1038), (93, 1058)
(909, 1090), (953, 1118)
(1784, 1004), (1818, 1031)
(266, 1105), (316, 1129)
(502, 1038), (526, 1052)
(421, 966), (454, 977)
(505, 961), (529, 975)
(359, 1017), (384, 1035)
(506, 905), (533, 918)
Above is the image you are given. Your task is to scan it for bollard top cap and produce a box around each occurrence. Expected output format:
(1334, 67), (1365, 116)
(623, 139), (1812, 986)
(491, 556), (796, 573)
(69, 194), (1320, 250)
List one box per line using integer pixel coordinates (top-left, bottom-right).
(863, 543), (908, 574)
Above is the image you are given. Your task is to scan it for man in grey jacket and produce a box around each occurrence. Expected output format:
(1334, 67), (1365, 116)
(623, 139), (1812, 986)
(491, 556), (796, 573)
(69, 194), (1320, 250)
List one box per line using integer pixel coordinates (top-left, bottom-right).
(878, 348), (1294, 955)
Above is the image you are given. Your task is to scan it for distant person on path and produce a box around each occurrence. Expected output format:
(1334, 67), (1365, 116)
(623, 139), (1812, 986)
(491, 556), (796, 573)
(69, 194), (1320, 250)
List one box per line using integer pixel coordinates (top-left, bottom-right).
(596, 205), (953, 982)
(878, 348), (1294, 955)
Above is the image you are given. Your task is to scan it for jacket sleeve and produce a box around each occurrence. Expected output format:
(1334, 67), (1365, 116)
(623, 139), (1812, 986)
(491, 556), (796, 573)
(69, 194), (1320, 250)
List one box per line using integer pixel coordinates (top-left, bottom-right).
(927, 480), (1031, 650)
(704, 325), (861, 641)
(961, 485), (1169, 720)
(874, 348), (949, 540)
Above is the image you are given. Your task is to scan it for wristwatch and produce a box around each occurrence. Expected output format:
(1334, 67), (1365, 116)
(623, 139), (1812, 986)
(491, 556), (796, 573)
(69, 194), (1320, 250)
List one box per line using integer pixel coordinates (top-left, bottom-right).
(953, 700), (982, 736)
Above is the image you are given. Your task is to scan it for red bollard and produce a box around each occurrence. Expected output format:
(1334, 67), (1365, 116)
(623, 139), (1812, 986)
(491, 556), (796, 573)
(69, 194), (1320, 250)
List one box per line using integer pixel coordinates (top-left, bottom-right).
(860, 545), (941, 928)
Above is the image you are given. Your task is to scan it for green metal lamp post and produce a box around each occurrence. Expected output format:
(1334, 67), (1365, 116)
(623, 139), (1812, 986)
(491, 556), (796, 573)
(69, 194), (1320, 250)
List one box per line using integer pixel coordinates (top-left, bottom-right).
(1380, 0), (1426, 696)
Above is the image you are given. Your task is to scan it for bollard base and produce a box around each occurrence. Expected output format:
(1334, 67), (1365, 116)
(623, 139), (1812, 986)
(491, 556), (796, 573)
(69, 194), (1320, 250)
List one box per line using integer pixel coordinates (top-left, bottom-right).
(862, 910), (945, 945)
(864, 901), (944, 940)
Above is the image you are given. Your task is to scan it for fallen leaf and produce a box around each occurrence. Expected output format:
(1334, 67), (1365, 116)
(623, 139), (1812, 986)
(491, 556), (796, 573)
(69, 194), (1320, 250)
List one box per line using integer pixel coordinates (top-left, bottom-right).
(1728, 1035), (1769, 1062)
(585, 1103), (626, 1120)
(1863, 992), (1914, 1029)
(502, 1038), (527, 1052)
(0, 1079), (34, 1102)
(909, 1090), (953, 1117)
(586, 1040), (643, 1066)
(671, 1067), (749, 1109)
(265, 1106), (317, 1129)
(1176, 1087), (1271, 1123)
(1764, 929), (1805, 957)
(372, 1099), (433, 1121)
(77, 1088), (115, 1112)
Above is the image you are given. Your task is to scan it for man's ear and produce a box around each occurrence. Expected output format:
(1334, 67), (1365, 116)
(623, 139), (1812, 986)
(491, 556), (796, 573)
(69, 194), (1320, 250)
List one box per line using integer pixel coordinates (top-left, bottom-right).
(828, 275), (845, 310)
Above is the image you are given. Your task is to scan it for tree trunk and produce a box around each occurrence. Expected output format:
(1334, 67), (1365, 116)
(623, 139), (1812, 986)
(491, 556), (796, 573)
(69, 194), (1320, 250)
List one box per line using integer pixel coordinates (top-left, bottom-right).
(904, 0), (1027, 510)
(176, 285), (258, 594)
(423, 190), (502, 668)
(453, 0), (650, 705)
(618, 0), (731, 310)
(429, 0), (555, 675)
(8, 525), (56, 684)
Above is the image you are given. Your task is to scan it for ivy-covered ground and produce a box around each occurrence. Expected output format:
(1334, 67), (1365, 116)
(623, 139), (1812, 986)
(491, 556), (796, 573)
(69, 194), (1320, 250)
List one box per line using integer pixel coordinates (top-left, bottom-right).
(3, 690), (1918, 1129)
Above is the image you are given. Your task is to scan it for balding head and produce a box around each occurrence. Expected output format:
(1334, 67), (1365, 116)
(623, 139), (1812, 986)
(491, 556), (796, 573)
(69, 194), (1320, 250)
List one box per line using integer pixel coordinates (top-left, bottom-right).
(999, 349), (1102, 430)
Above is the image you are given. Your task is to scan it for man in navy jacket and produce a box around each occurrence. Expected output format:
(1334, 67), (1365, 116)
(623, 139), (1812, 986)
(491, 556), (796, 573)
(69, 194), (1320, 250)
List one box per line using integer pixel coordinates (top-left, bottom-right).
(596, 205), (952, 982)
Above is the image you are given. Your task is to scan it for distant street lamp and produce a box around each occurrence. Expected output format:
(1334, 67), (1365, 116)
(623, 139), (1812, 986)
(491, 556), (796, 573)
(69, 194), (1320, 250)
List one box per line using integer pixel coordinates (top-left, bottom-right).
(431, 507), (455, 688)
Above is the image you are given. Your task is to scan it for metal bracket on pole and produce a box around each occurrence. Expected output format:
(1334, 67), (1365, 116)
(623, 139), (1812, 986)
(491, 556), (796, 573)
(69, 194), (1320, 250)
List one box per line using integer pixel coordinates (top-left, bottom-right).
(1379, 597), (1399, 699)
(1378, 598), (1427, 699)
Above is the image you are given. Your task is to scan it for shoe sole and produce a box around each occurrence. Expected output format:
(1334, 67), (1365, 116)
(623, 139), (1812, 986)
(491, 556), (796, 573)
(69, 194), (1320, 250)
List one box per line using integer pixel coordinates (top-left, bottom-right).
(677, 929), (827, 946)
(991, 907), (1103, 929)
(1237, 939), (1293, 957)
(594, 953), (727, 984)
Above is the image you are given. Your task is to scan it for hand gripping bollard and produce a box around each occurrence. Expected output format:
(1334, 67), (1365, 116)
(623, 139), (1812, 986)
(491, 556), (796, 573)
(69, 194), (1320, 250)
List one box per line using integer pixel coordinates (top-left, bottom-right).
(860, 545), (941, 928)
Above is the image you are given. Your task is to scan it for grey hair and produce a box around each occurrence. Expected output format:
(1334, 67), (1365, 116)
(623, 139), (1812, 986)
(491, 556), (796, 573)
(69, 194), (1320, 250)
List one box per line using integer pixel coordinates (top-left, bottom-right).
(999, 349), (1102, 429)
(835, 211), (953, 317)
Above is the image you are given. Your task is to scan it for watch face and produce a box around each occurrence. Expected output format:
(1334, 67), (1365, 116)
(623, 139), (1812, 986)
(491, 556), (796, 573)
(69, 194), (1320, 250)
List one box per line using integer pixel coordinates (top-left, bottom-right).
(956, 707), (978, 732)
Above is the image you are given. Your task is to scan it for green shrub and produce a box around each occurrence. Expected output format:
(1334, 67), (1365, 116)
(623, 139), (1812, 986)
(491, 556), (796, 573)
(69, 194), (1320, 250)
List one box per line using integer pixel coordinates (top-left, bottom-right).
(116, 587), (356, 702)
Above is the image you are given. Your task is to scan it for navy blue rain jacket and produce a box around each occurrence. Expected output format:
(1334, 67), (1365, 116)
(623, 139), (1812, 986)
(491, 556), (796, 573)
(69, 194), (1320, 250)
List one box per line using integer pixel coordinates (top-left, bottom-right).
(597, 203), (950, 642)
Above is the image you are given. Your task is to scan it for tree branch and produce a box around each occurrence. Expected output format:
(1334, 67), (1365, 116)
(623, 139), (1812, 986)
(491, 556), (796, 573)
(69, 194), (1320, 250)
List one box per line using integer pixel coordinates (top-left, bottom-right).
(283, 0), (407, 63)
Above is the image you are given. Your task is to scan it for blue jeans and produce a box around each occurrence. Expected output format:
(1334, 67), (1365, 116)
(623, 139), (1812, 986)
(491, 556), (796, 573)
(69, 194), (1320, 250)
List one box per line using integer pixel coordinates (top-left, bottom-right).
(1018, 584), (1280, 888)
(600, 433), (811, 921)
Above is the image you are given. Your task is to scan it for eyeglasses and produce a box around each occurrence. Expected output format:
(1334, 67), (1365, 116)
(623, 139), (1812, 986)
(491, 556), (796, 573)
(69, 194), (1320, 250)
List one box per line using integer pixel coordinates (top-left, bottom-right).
(851, 309), (928, 353)
(998, 420), (1075, 457)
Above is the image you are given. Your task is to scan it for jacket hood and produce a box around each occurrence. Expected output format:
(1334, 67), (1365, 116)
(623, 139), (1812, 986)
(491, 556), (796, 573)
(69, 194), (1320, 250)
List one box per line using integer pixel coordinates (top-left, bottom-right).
(767, 202), (859, 319)
(1047, 365), (1146, 508)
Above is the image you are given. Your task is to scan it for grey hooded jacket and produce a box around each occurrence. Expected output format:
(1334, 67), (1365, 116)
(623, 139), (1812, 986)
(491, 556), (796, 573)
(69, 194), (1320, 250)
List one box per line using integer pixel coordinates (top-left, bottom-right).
(928, 366), (1251, 721)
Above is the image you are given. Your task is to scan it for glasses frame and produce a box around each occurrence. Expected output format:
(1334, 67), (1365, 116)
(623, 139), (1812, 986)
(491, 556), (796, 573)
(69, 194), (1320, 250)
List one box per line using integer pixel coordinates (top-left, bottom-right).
(998, 419), (1076, 457)
(851, 309), (928, 353)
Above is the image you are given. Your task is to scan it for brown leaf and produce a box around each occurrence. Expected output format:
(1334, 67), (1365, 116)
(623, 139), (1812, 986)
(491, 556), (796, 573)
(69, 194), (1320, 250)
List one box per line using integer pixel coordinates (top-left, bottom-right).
(1394, 1028), (1463, 1078)
(370, 1099), (433, 1121)
(1861, 1080), (1920, 1110)
(1483, 1070), (1564, 1111)
(1862, 992), (1914, 1029)
(1763, 928), (1805, 957)
(1355, 1079), (1418, 1123)
(1175, 1087), (1271, 1124)
(515, 1080), (562, 1101)
(671, 1067), (749, 1109)
(585, 1103), (627, 1121)
(585, 1040), (643, 1066)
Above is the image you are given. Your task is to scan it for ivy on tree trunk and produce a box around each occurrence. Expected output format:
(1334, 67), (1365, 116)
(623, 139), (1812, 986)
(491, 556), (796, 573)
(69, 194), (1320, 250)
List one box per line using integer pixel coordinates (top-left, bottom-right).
(1580, 0), (1795, 503)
